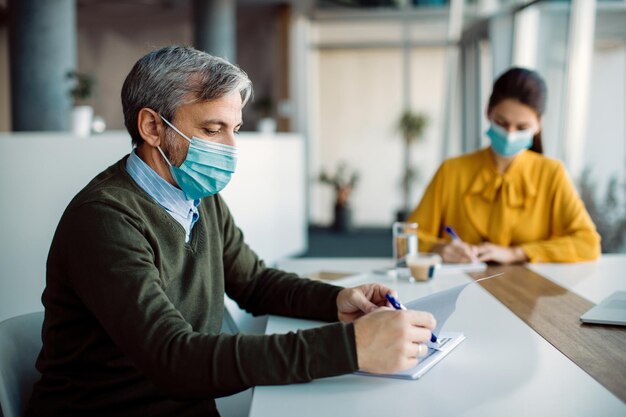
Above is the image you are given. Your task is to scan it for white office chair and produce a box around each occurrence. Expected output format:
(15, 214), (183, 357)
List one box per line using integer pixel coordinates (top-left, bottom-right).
(0, 311), (43, 417)
(0, 308), (258, 417)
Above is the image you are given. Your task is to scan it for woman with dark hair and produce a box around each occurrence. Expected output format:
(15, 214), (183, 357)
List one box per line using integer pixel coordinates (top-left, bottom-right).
(407, 67), (600, 264)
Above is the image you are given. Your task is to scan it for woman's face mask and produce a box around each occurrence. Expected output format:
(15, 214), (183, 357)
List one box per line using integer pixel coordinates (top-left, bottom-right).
(486, 122), (535, 157)
(486, 99), (540, 157)
(157, 115), (238, 200)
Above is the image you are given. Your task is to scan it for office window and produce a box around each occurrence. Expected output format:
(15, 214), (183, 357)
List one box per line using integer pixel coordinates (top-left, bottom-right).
(581, 2), (626, 253)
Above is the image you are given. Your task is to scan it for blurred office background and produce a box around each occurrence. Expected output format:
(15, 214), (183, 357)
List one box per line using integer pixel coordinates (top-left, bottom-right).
(0, 0), (625, 317)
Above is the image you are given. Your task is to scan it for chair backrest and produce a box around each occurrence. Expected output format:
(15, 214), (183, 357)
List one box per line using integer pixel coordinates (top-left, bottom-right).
(0, 312), (44, 417)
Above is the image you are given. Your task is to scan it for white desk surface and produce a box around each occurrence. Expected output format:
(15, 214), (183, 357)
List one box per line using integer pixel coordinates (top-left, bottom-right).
(248, 257), (626, 417)
(528, 254), (626, 304)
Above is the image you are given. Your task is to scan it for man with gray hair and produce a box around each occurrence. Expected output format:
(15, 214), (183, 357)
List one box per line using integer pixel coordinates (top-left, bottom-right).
(27, 46), (435, 417)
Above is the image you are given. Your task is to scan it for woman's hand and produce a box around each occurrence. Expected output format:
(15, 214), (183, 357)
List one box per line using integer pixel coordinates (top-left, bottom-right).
(433, 241), (478, 263)
(476, 243), (528, 264)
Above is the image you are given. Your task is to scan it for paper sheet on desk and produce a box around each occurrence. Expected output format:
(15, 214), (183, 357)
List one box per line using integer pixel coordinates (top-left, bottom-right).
(438, 262), (487, 274)
(405, 273), (503, 348)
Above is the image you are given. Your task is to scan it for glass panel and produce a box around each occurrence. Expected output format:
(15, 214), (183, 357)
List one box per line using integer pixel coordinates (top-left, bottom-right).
(581, 2), (626, 253)
(519, 1), (571, 159)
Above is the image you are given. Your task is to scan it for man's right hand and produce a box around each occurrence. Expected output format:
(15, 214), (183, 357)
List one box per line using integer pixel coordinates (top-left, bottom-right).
(353, 308), (436, 374)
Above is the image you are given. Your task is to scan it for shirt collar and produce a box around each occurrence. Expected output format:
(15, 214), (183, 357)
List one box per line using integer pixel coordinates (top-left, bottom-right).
(126, 150), (200, 218)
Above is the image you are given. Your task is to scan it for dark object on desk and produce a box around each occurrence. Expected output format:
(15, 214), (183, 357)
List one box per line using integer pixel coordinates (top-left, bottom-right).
(580, 291), (626, 326)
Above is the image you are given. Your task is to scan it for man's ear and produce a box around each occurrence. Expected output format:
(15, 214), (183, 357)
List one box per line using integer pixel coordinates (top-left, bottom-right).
(137, 108), (164, 147)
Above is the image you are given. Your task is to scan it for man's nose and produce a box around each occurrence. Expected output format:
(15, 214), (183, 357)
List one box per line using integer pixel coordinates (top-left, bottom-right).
(223, 132), (237, 147)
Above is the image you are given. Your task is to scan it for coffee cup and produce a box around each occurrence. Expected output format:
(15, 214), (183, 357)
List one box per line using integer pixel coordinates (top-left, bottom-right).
(406, 253), (442, 281)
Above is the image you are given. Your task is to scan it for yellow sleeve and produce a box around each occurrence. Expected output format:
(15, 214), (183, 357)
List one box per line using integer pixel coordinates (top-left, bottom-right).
(407, 163), (447, 252)
(520, 163), (601, 263)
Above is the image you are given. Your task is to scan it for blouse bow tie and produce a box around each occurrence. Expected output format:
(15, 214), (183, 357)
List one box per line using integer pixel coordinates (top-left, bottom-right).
(469, 168), (537, 209)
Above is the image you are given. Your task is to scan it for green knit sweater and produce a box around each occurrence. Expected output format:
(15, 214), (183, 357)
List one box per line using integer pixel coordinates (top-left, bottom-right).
(27, 156), (358, 417)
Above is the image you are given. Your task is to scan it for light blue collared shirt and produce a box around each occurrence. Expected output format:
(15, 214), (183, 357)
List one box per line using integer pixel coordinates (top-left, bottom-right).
(126, 151), (200, 242)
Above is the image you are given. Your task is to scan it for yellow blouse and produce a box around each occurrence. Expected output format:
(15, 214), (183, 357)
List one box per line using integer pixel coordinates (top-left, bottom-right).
(408, 148), (601, 263)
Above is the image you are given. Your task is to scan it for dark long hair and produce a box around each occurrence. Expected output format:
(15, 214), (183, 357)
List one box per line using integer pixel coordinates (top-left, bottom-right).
(487, 67), (547, 154)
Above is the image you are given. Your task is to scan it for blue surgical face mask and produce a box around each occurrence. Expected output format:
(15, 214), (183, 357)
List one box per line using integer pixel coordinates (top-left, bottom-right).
(157, 116), (238, 200)
(486, 122), (535, 157)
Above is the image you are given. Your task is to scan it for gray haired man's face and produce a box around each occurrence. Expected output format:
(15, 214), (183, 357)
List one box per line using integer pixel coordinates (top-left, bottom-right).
(164, 90), (244, 164)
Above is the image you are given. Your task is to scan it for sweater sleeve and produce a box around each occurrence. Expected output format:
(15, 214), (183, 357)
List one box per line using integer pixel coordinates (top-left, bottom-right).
(63, 200), (358, 401)
(520, 163), (601, 263)
(407, 162), (447, 252)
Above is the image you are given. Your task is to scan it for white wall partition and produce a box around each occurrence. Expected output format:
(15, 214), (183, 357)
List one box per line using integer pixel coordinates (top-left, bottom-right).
(0, 131), (306, 322)
(0, 132), (131, 322)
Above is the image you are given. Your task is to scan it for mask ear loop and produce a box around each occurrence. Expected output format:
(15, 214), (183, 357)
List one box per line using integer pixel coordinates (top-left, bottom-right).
(157, 114), (192, 167)
(160, 115), (192, 143)
(156, 146), (173, 168)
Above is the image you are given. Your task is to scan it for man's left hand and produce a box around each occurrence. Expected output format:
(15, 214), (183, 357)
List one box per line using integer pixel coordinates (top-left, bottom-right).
(337, 284), (395, 322)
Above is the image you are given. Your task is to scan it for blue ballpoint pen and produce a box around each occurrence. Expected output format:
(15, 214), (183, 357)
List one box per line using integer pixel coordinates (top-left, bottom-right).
(445, 225), (479, 263)
(385, 293), (438, 344)
(444, 225), (461, 241)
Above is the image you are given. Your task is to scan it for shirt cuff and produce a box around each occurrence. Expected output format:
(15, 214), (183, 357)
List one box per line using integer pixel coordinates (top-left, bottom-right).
(519, 242), (544, 263)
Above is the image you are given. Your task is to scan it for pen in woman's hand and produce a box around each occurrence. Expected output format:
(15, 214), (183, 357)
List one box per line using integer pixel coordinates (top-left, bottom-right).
(445, 225), (478, 263)
(444, 225), (461, 241)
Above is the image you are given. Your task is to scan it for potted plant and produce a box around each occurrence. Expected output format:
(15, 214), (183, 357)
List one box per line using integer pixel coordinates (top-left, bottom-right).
(319, 162), (360, 233)
(396, 110), (428, 221)
(67, 70), (96, 138)
(254, 96), (276, 134)
(579, 169), (626, 252)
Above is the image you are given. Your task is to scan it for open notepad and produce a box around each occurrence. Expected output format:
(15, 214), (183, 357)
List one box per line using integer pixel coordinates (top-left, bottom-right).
(356, 332), (465, 379)
(355, 273), (504, 380)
